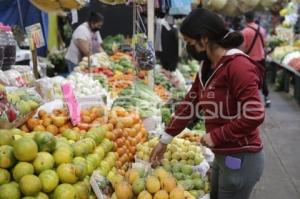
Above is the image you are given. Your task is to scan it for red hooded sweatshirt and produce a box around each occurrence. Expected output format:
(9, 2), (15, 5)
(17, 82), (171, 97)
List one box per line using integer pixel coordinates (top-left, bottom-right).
(164, 49), (265, 155)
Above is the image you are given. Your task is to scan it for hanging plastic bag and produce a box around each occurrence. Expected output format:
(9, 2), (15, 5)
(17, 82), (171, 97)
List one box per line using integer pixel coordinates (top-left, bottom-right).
(169, 0), (192, 16)
(134, 37), (156, 71)
(132, 7), (156, 71)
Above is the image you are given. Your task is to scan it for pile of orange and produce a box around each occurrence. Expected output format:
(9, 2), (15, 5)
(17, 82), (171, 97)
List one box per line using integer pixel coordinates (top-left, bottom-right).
(20, 106), (106, 135)
(104, 107), (148, 175)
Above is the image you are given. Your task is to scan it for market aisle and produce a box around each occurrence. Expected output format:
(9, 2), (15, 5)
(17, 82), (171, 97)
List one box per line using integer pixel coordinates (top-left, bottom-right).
(251, 89), (300, 199)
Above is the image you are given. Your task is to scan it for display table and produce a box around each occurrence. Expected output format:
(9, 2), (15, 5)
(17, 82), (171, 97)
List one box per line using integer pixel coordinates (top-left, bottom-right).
(269, 59), (300, 105)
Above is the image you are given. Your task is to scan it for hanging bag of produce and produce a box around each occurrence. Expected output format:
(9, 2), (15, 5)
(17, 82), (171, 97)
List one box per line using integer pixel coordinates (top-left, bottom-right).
(169, 0), (192, 15)
(133, 8), (156, 71)
(134, 35), (156, 71)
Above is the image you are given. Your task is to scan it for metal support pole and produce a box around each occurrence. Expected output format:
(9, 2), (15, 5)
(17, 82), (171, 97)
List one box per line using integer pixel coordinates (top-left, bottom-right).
(147, 0), (155, 89)
(17, 0), (24, 29)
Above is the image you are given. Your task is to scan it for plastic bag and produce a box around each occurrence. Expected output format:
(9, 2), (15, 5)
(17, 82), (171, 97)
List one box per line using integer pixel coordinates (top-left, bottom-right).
(35, 77), (64, 101)
(135, 41), (156, 71)
(169, 0), (192, 15)
(0, 87), (42, 125)
(3, 69), (27, 87)
(11, 65), (35, 86)
(133, 34), (156, 71)
(0, 70), (9, 85)
(192, 159), (210, 177)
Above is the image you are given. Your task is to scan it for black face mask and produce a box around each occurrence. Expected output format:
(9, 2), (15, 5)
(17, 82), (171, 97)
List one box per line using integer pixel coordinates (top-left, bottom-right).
(186, 44), (208, 61)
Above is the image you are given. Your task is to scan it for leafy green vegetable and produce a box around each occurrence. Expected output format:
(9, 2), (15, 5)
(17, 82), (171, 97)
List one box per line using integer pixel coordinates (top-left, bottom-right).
(103, 34), (125, 55)
(109, 57), (134, 72)
(179, 60), (199, 80)
(118, 58), (133, 69)
(161, 106), (172, 124)
(170, 88), (186, 102)
(93, 75), (108, 90)
(113, 81), (162, 118)
(155, 73), (172, 90)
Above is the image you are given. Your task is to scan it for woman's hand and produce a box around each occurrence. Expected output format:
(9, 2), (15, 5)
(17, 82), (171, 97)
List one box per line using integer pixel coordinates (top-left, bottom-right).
(150, 141), (168, 167)
(201, 134), (215, 148)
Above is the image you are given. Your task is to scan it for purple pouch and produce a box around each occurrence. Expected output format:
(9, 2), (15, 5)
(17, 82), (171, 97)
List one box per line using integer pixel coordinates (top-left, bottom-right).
(225, 156), (242, 170)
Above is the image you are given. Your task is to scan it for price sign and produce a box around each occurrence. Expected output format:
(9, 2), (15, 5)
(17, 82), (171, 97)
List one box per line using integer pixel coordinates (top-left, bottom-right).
(25, 23), (45, 50)
(61, 83), (81, 126)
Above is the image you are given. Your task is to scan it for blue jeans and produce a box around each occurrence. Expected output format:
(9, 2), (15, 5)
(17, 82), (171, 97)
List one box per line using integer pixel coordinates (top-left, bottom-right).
(65, 59), (77, 73)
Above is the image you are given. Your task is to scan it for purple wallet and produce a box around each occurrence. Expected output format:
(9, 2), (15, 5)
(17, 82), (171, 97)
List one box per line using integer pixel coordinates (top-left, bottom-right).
(225, 156), (242, 170)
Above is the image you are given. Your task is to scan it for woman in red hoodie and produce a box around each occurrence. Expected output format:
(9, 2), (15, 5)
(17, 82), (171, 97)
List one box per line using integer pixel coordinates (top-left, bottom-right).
(150, 8), (265, 199)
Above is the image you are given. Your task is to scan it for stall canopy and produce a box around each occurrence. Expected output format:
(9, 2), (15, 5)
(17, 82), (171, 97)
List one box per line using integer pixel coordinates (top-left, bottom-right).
(0, 0), (48, 56)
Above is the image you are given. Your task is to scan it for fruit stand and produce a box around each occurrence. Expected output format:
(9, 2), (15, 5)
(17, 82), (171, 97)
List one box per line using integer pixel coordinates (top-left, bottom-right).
(2, 0), (294, 198)
(266, 1), (300, 105)
(0, 31), (212, 198)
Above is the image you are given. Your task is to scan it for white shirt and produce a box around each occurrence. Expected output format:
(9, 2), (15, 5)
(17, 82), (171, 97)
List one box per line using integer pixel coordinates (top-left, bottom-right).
(65, 22), (103, 64)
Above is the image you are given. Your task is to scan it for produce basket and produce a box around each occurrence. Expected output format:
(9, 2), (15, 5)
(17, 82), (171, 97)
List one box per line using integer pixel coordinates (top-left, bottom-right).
(59, 0), (84, 9)
(0, 109), (37, 129)
(29, 0), (62, 12)
(30, 0), (87, 12)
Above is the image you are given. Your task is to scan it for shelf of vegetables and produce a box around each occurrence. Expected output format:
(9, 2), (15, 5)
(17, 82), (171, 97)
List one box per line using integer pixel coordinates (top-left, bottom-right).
(269, 43), (300, 105)
(0, 38), (212, 198)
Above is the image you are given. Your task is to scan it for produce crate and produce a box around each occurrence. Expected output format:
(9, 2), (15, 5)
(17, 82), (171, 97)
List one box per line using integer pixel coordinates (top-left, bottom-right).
(0, 109), (37, 129)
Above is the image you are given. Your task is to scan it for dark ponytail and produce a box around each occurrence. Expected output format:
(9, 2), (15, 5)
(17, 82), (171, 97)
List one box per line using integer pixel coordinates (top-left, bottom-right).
(218, 31), (244, 49)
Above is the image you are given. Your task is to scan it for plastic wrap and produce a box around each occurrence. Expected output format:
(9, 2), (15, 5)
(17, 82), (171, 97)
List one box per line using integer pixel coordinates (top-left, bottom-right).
(0, 87), (42, 128)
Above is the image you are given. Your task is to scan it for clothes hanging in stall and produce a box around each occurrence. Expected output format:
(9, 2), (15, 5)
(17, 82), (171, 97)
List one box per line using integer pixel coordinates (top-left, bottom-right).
(155, 0), (172, 14)
(155, 17), (179, 72)
(169, 0), (192, 15)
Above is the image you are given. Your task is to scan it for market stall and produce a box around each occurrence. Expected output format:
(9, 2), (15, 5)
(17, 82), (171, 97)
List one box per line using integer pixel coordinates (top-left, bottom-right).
(2, 0), (299, 198)
(266, 0), (300, 105)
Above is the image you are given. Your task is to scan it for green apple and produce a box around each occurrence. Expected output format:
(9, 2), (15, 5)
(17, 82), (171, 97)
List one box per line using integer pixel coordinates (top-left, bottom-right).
(161, 159), (169, 166)
(181, 165), (193, 175)
(187, 151), (195, 159)
(180, 153), (188, 160)
(172, 152), (181, 160)
(180, 160), (187, 165)
(194, 155), (204, 165)
(191, 172), (201, 179)
(189, 145), (197, 152)
(193, 178), (205, 190)
(170, 159), (178, 165)
(168, 145), (177, 153)
(187, 159), (195, 165)
(172, 163), (182, 173)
